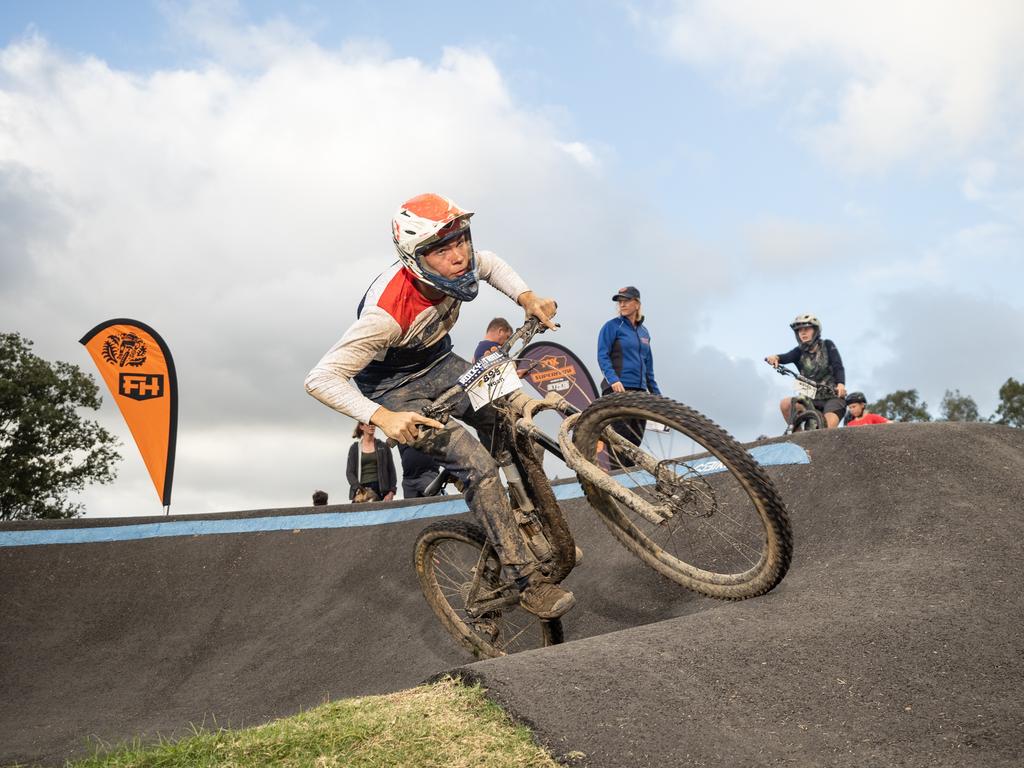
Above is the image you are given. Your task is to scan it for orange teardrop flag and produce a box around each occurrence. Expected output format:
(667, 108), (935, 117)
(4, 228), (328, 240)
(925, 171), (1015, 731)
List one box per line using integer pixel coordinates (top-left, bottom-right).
(80, 319), (178, 508)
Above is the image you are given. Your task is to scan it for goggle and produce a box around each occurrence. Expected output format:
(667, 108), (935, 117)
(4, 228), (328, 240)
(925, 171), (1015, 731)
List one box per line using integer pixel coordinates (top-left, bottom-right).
(414, 218), (472, 259)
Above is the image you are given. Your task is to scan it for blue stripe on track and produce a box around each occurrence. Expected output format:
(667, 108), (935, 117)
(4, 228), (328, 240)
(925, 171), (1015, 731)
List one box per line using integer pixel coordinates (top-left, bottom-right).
(0, 442), (808, 548)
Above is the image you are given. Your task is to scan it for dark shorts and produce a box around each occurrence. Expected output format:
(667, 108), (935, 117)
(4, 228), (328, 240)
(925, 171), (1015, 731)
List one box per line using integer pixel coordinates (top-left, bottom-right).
(812, 397), (847, 417)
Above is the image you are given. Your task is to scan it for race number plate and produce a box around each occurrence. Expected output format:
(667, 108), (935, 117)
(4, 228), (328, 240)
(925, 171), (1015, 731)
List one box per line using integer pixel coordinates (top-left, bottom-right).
(793, 378), (817, 399)
(458, 351), (523, 410)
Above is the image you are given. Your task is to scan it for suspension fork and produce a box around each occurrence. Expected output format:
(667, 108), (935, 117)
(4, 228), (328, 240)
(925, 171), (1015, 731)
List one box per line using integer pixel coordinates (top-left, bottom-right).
(496, 392), (577, 581)
(552, 411), (676, 526)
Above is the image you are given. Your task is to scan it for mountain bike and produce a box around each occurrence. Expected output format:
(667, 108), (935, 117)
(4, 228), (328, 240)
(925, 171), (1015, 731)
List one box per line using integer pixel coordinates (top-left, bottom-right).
(770, 364), (843, 434)
(414, 318), (793, 658)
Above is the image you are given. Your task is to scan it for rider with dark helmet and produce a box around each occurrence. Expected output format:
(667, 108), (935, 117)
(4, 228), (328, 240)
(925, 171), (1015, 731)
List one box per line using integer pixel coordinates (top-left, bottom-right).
(305, 193), (574, 620)
(765, 313), (847, 428)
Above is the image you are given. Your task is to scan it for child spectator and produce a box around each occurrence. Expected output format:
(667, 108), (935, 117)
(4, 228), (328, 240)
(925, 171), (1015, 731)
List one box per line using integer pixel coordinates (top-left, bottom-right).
(845, 392), (891, 427)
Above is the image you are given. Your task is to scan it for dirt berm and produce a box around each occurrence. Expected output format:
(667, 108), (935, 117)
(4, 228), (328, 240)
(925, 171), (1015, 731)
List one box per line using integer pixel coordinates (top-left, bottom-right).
(1, 422), (1021, 766)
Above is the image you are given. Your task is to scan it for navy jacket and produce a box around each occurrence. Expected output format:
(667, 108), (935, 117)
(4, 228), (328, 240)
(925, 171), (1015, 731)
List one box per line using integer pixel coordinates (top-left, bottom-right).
(597, 316), (661, 394)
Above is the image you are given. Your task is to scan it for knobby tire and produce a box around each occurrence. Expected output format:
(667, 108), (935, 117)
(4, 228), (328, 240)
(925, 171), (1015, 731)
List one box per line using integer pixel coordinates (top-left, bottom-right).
(414, 519), (563, 658)
(573, 392), (793, 600)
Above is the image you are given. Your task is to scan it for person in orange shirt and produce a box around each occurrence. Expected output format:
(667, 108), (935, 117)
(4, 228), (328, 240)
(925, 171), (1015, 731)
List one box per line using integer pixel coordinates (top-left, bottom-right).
(844, 392), (891, 427)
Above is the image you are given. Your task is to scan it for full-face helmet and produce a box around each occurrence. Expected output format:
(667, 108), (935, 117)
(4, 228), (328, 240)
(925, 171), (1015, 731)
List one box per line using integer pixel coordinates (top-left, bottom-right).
(790, 313), (821, 350)
(392, 193), (478, 301)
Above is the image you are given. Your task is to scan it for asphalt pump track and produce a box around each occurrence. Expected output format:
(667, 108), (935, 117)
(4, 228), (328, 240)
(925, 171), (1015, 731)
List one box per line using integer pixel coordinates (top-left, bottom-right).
(1, 422), (1022, 766)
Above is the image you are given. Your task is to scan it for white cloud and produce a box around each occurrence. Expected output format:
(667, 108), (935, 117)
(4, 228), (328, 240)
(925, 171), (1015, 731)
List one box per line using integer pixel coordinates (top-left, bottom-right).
(647, 0), (1024, 172)
(743, 215), (849, 271)
(962, 160), (997, 201)
(0, 16), (742, 515)
(557, 141), (599, 171)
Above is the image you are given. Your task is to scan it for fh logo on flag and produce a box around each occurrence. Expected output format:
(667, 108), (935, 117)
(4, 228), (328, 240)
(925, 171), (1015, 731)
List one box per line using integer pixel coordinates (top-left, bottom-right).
(81, 319), (178, 507)
(118, 372), (165, 401)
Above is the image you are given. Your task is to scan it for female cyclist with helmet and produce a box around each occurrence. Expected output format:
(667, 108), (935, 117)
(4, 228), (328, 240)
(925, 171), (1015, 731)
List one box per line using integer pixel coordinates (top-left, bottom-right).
(765, 314), (847, 429)
(304, 193), (575, 620)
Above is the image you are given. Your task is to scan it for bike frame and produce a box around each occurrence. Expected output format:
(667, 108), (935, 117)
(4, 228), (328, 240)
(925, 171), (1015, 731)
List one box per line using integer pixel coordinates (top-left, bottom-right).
(771, 364), (840, 431)
(422, 319), (684, 538)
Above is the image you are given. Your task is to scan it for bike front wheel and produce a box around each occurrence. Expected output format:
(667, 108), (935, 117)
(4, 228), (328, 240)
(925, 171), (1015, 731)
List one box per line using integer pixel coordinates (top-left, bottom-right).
(414, 520), (563, 659)
(572, 392), (793, 600)
(790, 408), (825, 432)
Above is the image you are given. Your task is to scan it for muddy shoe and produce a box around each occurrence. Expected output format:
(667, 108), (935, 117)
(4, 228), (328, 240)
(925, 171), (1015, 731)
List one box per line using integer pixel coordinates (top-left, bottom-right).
(520, 581), (576, 619)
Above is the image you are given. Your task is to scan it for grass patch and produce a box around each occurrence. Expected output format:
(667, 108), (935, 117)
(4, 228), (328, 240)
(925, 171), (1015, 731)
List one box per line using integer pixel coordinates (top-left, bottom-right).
(63, 677), (562, 768)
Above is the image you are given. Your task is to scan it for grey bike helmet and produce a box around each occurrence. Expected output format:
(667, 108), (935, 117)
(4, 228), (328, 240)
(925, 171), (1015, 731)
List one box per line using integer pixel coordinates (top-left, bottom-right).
(790, 313), (821, 350)
(845, 391), (867, 405)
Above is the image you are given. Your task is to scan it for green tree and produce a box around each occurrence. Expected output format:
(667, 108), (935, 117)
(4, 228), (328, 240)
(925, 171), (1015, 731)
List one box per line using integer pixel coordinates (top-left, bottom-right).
(870, 389), (932, 422)
(939, 389), (980, 422)
(993, 377), (1024, 427)
(0, 332), (121, 520)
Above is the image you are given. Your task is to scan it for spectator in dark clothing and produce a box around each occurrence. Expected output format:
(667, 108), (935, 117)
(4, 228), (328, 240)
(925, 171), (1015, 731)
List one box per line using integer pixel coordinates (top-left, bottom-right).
(312, 489), (329, 506)
(597, 286), (660, 460)
(398, 444), (445, 498)
(473, 317), (513, 362)
(346, 423), (397, 502)
(765, 313), (847, 429)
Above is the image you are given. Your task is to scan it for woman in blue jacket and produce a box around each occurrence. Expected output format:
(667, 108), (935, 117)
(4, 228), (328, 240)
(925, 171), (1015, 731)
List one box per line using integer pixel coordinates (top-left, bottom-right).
(597, 286), (660, 458)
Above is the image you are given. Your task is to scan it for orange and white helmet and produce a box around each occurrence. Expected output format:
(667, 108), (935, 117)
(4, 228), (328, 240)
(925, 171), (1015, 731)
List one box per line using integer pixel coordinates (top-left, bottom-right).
(392, 193), (478, 301)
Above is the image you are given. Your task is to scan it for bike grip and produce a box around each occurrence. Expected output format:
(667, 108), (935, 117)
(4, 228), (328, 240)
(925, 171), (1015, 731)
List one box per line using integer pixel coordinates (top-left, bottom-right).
(386, 423), (437, 449)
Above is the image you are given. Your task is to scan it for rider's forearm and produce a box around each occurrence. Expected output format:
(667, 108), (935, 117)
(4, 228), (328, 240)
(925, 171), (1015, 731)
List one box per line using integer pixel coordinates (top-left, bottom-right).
(369, 406), (395, 430)
(516, 289), (535, 307)
(305, 366), (379, 424)
(477, 250), (530, 302)
(305, 311), (401, 424)
(777, 348), (801, 366)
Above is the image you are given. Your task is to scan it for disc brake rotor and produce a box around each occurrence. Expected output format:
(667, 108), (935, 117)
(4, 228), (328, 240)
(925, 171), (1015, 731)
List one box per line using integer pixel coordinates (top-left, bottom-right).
(652, 459), (718, 518)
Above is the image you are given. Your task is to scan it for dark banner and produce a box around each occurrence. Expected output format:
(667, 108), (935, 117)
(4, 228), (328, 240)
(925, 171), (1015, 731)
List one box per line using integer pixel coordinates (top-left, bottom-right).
(517, 341), (599, 415)
(81, 319), (178, 509)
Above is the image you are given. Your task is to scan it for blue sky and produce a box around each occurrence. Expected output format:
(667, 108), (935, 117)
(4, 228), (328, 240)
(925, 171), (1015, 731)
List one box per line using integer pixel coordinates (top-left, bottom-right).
(2, 1), (1022, 515)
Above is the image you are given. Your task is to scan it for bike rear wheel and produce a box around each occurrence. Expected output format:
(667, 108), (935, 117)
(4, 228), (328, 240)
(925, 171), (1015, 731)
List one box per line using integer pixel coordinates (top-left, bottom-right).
(573, 392), (793, 599)
(414, 520), (563, 659)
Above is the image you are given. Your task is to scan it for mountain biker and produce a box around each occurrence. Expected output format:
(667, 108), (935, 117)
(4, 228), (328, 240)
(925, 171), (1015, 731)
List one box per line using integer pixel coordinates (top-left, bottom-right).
(304, 193), (575, 619)
(765, 314), (847, 429)
(844, 391), (891, 426)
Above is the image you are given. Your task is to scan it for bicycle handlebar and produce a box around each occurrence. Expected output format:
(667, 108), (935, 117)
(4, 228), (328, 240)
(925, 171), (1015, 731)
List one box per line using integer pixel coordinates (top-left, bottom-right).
(500, 315), (551, 356)
(385, 316), (552, 447)
(767, 361), (839, 397)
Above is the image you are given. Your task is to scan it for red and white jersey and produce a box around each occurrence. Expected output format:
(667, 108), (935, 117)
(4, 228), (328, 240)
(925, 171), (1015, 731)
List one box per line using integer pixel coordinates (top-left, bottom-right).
(305, 250), (529, 423)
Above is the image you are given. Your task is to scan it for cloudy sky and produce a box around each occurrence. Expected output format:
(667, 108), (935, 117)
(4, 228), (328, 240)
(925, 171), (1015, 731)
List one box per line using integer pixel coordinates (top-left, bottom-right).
(2, 1), (1022, 517)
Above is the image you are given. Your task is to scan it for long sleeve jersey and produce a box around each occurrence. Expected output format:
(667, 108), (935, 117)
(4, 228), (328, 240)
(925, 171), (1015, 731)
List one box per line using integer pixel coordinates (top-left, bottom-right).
(305, 251), (529, 424)
(596, 315), (661, 395)
(777, 339), (845, 397)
